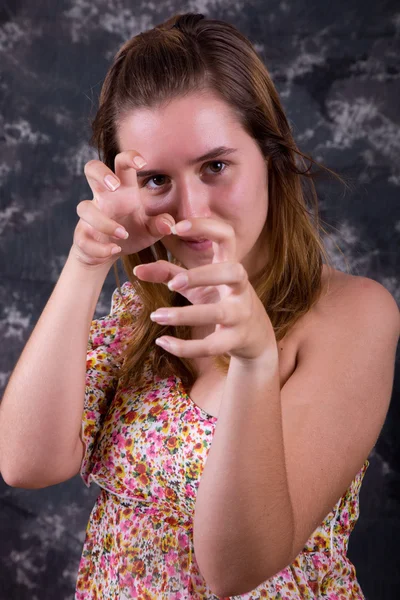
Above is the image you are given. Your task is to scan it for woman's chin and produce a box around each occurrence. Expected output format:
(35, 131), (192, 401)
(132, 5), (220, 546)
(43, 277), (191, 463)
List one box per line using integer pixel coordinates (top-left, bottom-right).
(166, 252), (209, 269)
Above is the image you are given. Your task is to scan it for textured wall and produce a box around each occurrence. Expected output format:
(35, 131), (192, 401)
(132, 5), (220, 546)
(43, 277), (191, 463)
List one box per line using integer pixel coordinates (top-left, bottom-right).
(0, 1), (399, 598)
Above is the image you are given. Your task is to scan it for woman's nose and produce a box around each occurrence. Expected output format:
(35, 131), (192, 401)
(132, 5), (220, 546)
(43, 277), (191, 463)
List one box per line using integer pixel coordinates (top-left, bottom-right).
(172, 180), (211, 221)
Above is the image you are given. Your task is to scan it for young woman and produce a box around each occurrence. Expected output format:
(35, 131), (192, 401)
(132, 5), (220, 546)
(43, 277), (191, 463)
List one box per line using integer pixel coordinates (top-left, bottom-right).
(1, 12), (398, 600)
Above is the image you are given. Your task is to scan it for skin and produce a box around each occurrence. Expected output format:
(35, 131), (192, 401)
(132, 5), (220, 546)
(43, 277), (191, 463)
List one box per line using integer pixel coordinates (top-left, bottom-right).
(116, 90), (270, 341)
(116, 92), (270, 270)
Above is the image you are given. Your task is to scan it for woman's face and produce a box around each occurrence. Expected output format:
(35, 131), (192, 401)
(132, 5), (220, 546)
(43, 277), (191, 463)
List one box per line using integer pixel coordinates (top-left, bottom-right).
(116, 90), (269, 277)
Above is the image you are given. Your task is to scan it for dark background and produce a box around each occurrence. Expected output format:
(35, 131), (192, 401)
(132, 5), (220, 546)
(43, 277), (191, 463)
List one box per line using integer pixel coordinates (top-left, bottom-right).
(0, 0), (399, 598)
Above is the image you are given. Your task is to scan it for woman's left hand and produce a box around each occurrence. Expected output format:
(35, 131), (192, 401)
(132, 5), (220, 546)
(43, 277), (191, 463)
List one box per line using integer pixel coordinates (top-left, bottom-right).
(133, 217), (276, 363)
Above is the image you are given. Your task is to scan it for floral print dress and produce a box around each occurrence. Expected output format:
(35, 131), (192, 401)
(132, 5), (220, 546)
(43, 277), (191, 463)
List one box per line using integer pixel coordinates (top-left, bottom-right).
(75, 281), (369, 600)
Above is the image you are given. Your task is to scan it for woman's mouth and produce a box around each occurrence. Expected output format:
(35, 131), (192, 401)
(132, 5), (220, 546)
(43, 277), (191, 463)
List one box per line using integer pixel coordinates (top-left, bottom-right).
(183, 238), (212, 251)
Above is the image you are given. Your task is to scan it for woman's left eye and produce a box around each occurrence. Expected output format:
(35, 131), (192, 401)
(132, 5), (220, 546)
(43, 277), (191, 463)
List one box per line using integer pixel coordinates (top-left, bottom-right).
(142, 161), (229, 190)
(206, 160), (227, 174)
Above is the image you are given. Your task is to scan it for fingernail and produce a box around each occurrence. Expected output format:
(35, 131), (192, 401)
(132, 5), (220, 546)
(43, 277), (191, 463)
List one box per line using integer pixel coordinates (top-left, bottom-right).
(155, 337), (171, 349)
(133, 156), (147, 169)
(161, 219), (174, 233)
(115, 226), (129, 239)
(175, 220), (192, 233)
(150, 309), (170, 321)
(104, 175), (120, 191)
(168, 273), (188, 290)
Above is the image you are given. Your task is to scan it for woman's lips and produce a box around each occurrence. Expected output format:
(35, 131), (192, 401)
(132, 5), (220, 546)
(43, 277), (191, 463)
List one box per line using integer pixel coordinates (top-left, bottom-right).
(183, 239), (212, 251)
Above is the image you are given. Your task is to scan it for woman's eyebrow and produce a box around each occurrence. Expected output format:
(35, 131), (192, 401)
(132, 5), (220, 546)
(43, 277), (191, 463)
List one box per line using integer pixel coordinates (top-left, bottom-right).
(136, 146), (238, 178)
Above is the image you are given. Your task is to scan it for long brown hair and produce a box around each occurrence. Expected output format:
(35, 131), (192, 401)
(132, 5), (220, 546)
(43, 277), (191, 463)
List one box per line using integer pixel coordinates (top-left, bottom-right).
(89, 12), (349, 392)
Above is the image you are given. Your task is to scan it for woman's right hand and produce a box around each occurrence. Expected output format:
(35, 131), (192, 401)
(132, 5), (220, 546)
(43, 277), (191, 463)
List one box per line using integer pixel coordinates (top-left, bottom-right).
(71, 150), (175, 268)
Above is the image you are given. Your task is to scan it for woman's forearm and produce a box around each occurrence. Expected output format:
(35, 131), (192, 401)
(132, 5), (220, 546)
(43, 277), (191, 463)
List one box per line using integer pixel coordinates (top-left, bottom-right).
(193, 346), (294, 596)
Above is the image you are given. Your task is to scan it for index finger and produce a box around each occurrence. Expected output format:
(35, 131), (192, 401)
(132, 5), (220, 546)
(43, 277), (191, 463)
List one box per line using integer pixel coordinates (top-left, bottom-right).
(114, 149), (147, 189)
(173, 217), (236, 264)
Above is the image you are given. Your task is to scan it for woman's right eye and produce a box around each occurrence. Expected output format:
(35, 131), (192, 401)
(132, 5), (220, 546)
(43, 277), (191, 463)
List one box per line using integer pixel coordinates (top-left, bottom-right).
(142, 175), (169, 190)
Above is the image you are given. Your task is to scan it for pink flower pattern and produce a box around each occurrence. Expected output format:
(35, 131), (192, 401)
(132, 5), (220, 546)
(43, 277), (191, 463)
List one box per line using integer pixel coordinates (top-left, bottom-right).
(75, 281), (369, 599)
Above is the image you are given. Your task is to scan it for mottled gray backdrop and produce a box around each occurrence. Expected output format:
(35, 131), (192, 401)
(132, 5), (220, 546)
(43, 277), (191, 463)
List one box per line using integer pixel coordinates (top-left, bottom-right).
(0, 0), (399, 598)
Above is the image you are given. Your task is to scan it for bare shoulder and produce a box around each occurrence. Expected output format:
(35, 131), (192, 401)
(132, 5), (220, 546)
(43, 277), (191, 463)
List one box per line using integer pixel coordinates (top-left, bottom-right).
(307, 265), (400, 341)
